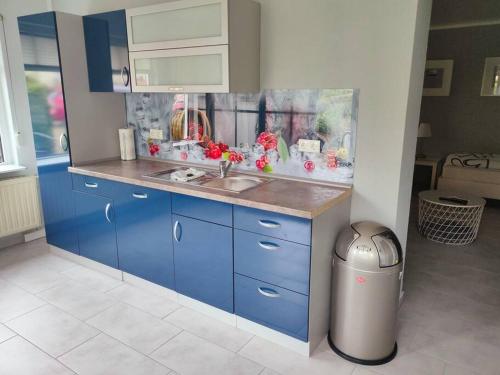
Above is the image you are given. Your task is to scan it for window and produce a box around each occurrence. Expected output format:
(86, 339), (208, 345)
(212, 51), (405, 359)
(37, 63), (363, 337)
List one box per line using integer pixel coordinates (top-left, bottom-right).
(0, 15), (18, 167)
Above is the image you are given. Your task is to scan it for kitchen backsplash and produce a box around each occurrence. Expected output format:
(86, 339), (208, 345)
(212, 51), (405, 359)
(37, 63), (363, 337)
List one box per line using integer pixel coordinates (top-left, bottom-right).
(125, 89), (359, 184)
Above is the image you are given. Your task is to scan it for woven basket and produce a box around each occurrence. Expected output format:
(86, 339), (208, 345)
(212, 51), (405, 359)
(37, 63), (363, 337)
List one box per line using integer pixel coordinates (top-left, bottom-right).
(170, 109), (211, 141)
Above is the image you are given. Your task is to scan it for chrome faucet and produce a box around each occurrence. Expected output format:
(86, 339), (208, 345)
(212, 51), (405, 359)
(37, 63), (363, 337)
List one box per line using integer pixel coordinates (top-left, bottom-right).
(218, 160), (233, 178)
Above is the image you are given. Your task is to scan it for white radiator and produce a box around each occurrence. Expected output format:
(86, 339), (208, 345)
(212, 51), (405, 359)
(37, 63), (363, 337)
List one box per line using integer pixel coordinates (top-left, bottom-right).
(0, 176), (42, 238)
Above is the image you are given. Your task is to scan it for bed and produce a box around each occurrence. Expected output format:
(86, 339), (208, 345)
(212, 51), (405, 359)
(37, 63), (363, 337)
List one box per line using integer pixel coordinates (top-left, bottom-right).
(437, 153), (500, 200)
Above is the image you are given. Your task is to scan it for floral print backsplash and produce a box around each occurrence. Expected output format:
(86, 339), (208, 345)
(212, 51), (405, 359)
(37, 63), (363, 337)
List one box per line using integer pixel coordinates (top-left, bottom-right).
(125, 89), (359, 184)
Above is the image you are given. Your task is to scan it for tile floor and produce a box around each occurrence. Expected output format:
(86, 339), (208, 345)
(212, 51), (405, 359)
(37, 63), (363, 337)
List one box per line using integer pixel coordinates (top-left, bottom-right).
(0, 204), (499, 375)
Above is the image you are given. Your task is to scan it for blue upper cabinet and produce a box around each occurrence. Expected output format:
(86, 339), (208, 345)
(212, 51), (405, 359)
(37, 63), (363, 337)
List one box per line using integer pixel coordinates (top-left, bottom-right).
(74, 191), (119, 268)
(83, 10), (131, 92)
(114, 183), (175, 289)
(172, 214), (233, 312)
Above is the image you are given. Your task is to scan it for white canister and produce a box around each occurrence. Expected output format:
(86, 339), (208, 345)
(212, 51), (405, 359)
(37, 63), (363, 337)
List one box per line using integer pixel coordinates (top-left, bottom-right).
(119, 128), (136, 161)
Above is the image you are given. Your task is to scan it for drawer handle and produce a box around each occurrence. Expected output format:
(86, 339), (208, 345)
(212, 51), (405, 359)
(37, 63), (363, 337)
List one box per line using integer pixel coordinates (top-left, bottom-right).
(85, 182), (98, 188)
(258, 241), (280, 251)
(173, 220), (181, 242)
(258, 219), (281, 229)
(258, 287), (280, 298)
(132, 193), (148, 199)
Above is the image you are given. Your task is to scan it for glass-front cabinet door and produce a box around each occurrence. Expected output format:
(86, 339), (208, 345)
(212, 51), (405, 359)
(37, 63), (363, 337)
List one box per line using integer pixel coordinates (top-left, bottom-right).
(126, 0), (228, 51)
(129, 45), (229, 92)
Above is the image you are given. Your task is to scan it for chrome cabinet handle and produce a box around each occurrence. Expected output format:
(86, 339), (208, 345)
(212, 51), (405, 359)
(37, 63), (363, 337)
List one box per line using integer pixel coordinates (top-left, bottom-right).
(258, 241), (280, 251)
(85, 182), (98, 188)
(173, 220), (181, 242)
(59, 133), (68, 151)
(121, 66), (130, 87)
(105, 203), (112, 223)
(132, 193), (148, 199)
(258, 219), (281, 229)
(258, 287), (280, 298)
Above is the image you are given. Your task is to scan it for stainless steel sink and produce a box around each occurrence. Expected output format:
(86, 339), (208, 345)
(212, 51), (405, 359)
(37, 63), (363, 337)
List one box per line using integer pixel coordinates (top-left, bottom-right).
(143, 167), (270, 193)
(201, 176), (268, 193)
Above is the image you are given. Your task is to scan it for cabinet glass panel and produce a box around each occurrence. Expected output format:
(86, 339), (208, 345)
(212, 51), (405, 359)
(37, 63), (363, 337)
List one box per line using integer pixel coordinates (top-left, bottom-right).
(130, 3), (222, 45)
(133, 53), (223, 87)
(18, 12), (69, 160)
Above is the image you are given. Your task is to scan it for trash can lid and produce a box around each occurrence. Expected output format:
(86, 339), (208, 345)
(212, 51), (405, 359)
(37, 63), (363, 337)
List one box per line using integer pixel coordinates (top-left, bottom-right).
(335, 221), (402, 269)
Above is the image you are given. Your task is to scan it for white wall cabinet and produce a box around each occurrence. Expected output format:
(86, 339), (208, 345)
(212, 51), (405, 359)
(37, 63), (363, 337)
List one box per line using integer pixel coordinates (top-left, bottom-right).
(126, 0), (260, 93)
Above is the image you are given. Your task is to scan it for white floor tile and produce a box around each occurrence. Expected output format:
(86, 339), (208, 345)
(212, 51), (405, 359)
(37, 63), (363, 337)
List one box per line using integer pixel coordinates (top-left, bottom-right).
(86, 303), (181, 355)
(0, 323), (16, 343)
(6, 304), (99, 357)
(0, 261), (69, 294)
(444, 363), (480, 375)
(366, 351), (445, 375)
(259, 368), (282, 375)
(61, 265), (122, 293)
(0, 336), (74, 375)
(164, 307), (253, 352)
(351, 367), (379, 375)
(59, 334), (170, 375)
(151, 331), (263, 375)
(38, 280), (116, 320)
(239, 336), (354, 375)
(106, 284), (180, 318)
(0, 279), (46, 323)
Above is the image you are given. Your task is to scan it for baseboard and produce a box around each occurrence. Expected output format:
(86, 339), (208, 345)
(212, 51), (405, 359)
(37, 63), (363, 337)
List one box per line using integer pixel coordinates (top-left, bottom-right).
(236, 316), (311, 356)
(122, 272), (177, 301)
(49, 245), (123, 280)
(24, 228), (45, 242)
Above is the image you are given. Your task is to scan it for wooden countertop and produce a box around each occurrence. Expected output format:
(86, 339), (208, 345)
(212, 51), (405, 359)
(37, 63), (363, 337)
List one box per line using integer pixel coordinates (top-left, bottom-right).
(69, 159), (352, 219)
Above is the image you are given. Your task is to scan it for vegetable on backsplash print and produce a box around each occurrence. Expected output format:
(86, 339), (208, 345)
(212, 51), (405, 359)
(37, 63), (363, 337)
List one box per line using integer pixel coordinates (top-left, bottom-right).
(277, 135), (290, 163)
(147, 138), (160, 156)
(304, 160), (315, 172)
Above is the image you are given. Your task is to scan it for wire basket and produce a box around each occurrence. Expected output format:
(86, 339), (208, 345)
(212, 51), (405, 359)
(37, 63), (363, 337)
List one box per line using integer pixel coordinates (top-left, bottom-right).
(418, 191), (485, 245)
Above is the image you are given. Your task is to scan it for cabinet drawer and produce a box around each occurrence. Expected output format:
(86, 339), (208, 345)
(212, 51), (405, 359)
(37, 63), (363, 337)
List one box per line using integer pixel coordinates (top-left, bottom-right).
(235, 274), (309, 342)
(234, 206), (311, 245)
(172, 193), (232, 226)
(234, 230), (310, 295)
(72, 174), (117, 197)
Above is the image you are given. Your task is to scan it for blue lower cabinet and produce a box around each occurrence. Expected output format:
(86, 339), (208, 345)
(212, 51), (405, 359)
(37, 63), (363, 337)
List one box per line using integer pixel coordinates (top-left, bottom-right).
(74, 191), (118, 268)
(39, 161), (79, 254)
(114, 184), (174, 289)
(234, 229), (310, 295)
(172, 214), (233, 313)
(235, 274), (309, 342)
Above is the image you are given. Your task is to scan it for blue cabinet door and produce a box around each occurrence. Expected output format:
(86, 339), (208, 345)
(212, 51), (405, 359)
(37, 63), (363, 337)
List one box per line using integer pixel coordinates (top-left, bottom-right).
(172, 214), (233, 312)
(38, 160), (79, 254)
(83, 10), (130, 92)
(74, 191), (118, 268)
(114, 184), (174, 289)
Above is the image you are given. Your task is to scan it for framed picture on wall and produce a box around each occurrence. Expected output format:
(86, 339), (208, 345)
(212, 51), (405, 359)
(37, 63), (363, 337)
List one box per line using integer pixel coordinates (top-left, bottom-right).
(480, 57), (500, 96)
(423, 59), (454, 96)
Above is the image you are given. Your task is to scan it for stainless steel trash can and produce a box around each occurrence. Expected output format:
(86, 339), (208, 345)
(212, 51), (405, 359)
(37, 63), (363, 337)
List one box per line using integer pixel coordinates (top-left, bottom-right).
(328, 221), (403, 365)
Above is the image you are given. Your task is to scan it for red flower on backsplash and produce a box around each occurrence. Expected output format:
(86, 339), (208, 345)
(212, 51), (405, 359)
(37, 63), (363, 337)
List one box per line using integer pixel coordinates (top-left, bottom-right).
(149, 143), (160, 156)
(256, 132), (277, 151)
(226, 151), (244, 163)
(256, 154), (270, 170)
(204, 141), (228, 160)
(304, 160), (315, 172)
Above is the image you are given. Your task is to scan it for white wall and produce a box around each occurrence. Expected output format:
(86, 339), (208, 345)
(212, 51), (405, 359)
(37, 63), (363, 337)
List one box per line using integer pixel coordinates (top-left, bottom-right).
(5, 0), (431, 253)
(258, 0), (431, 248)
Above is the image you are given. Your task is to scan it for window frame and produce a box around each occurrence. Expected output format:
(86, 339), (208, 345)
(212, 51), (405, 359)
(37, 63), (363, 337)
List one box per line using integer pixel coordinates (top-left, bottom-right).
(0, 15), (20, 167)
